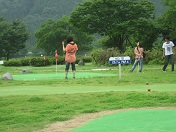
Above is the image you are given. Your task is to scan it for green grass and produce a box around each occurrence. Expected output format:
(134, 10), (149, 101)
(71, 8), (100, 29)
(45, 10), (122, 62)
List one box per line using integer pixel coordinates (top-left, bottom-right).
(71, 110), (176, 132)
(0, 64), (176, 132)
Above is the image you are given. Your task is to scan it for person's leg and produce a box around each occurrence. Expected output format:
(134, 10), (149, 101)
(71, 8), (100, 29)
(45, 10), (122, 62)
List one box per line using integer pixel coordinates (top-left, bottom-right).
(139, 58), (143, 72)
(170, 54), (174, 72)
(65, 62), (70, 79)
(163, 55), (169, 71)
(130, 58), (139, 72)
(71, 62), (76, 78)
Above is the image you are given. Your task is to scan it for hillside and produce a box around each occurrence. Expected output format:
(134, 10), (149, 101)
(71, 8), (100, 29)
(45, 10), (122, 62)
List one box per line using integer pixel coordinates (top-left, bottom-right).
(0, 0), (83, 47)
(149, 0), (166, 17)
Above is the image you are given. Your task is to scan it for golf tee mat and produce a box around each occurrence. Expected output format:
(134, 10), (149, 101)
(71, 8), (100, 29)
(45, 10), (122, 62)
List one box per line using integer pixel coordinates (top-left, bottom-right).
(71, 109), (176, 132)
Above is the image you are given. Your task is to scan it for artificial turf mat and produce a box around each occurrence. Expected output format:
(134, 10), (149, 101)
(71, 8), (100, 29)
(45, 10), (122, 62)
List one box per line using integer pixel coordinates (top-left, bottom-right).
(71, 110), (176, 132)
(13, 72), (116, 80)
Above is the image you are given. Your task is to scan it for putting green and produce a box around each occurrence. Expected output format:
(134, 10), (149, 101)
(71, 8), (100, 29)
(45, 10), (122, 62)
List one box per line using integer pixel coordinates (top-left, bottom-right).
(71, 110), (176, 132)
(13, 72), (116, 80)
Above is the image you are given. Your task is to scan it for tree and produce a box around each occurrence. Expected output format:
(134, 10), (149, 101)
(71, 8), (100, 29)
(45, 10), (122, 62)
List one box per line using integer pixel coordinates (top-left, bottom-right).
(0, 17), (28, 60)
(0, 17), (8, 58)
(35, 16), (93, 55)
(163, 0), (176, 6)
(70, 0), (158, 51)
(157, 0), (176, 41)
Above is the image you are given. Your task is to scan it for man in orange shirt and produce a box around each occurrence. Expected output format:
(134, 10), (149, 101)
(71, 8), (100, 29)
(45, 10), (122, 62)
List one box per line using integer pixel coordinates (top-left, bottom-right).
(62, 36), (78, 79)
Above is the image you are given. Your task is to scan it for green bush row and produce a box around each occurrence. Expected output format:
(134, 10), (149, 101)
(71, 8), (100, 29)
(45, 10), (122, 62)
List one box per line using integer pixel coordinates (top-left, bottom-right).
(2, 56), (92, 67)
(3, 47), (174, 67)
(90, 47), (169, 66)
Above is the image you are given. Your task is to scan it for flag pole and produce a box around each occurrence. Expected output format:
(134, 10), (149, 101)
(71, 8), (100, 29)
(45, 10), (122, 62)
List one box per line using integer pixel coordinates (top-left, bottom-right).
(44, 55), (46, 66)
(56, 60), (57, 74)
(55, 50), (58, 74)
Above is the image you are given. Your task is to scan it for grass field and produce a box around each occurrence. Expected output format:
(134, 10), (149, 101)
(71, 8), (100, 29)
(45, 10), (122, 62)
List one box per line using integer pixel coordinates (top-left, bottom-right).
(0, 64), (176, 132)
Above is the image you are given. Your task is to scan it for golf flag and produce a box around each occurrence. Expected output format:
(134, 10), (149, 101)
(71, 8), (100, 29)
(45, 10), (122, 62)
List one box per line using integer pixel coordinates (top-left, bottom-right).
(55, 50), (58, 74)
(44, 56), (46, 61)
(55, 50), (58, 61)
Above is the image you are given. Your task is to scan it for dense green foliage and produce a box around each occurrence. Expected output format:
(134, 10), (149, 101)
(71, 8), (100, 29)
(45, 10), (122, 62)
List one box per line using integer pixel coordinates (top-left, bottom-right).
(70, 0), (159, 51)
(91, 46), (166, 66)
(1, 43), (170, 67)
(1, 0), (176, 66)
(0, 17), (28, 60)
(0, 0), (83, 46)
(157, 0), (176, 42)
(0, 0), (166, 51)
(2, 56), (92, 67)
(35, 16), (93, 55)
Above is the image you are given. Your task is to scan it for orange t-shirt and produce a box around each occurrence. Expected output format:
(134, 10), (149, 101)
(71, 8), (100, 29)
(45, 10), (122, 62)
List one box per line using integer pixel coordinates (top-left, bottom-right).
(65, 43), (78, 63)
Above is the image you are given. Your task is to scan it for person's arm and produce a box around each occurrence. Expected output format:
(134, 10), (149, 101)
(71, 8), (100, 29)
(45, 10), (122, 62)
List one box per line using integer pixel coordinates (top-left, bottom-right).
(62, 41), (65, 52)
(162, 43), (165, 58)
(141, 48), (144, 57)
(172, 47), (175, 55)
(162, 48), (165, 58)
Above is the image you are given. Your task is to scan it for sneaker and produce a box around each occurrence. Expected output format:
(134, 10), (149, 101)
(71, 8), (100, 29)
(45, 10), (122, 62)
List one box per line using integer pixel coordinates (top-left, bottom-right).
(162, 70), (166, 72)
(65, 77), (68, 79)
(73, 77), (75, 79)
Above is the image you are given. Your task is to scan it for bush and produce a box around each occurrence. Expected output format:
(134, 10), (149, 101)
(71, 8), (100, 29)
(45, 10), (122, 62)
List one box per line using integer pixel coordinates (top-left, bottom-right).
(90, 47), (168, 66)
(147, 49), (164, 65)
(91, 48), (121, 66)
(30, 57), (53, 67)
(83, 56), (92, 63)
(3, 47), (174, 67)
(51, 56), (65, 65)
(76, 56), (92, 64)
(3, 59), (21, 66)
(20, 58), (31, 66)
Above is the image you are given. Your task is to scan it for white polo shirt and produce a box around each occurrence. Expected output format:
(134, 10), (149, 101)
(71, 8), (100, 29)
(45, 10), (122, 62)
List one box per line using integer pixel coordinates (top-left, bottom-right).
(162, 41), (174, 56)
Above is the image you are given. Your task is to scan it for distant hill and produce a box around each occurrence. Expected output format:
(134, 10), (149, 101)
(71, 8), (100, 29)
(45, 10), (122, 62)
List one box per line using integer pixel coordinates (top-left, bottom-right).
(0, 0), (166, 46)
(0, 0), (83, 46)
(149, 0), (166, 17)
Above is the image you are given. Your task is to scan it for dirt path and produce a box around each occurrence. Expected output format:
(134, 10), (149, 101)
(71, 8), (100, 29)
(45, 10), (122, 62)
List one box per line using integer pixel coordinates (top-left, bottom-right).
(37, 107), (176, 132)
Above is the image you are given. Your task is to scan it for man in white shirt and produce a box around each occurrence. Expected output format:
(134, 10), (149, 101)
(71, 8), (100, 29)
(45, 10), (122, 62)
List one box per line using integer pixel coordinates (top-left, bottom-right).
(162, 36), (175, 72)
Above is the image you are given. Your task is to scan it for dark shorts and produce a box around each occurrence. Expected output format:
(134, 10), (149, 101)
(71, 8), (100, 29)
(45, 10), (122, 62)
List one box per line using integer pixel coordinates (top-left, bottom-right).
(65, 62), (76, 72)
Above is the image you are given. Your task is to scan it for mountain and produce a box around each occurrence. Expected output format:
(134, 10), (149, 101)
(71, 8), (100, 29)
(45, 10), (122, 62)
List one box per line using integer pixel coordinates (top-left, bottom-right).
(0, 0), (83, 47)
(149, 0), (166, 17)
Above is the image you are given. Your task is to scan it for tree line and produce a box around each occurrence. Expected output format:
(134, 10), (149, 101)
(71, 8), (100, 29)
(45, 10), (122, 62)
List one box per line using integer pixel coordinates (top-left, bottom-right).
(36, 0), (176, 55)
(0, 0), (175, 60)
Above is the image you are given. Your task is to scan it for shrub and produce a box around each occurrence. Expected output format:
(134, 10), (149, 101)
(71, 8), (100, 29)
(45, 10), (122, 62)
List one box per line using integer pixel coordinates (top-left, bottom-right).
(90, 47), (167, 66)
(147, 49), (164, 65)
(30, 57), (53, 67)
(3, 59), (21, 66)
(49, 56), (65, 65)
(76, 56), (92, 64)
(20, 58), (31, 66)
(122, 47), (164, 65)
(91, 48), (121, 66)
(83, 56), (92, 63)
